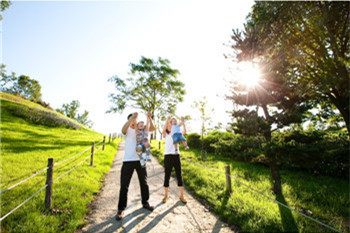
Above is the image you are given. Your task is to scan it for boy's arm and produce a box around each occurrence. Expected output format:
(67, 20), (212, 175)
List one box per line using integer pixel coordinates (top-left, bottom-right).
(121, 112), (137, 135)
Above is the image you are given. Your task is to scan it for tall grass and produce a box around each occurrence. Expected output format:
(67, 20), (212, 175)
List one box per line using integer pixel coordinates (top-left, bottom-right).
(151, 140), (349, 233)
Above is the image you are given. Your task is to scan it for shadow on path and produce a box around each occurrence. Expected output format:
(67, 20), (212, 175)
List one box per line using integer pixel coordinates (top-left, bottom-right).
(84, 207), (150, 233)
(137, 201), (182, 233)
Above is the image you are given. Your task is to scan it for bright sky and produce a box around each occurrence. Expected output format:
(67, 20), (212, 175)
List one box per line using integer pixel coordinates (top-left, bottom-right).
(2, 0), (254, 135)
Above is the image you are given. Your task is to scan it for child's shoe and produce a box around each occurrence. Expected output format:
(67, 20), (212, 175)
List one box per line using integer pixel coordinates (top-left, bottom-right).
(179, 196), (187, 204)
(140, 158), (146, 167)
(185, 146), (189, 150)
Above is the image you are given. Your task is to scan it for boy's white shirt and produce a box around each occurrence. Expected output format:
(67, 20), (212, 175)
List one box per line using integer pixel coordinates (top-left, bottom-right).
(164, 133), (180, 155)
(123, 126), (140, 162)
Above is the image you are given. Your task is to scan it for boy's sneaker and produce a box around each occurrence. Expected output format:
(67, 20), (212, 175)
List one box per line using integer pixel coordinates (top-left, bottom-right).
(146, 155), (151, 161)
(185, 146), (189, 150)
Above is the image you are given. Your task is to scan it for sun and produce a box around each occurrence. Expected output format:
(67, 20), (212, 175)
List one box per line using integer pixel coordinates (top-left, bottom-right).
(235, 62), (261, 88)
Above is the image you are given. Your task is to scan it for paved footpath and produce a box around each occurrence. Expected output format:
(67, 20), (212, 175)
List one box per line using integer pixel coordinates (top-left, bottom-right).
(79, 141), (235, 233)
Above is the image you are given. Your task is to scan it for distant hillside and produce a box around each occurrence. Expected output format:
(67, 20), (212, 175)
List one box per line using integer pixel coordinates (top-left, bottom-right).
(1, 92), (83, 129)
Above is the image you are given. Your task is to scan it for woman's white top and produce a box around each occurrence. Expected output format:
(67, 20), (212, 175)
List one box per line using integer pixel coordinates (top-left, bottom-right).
(123, 127), (139, 162)
(164, 133), (180, 155)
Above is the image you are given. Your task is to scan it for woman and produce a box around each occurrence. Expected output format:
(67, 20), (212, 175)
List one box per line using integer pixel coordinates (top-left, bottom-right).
(162, 116), (187, 203)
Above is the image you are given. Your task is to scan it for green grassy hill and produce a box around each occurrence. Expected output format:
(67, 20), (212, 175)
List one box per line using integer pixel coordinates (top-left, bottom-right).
(1, 93), (121, 233)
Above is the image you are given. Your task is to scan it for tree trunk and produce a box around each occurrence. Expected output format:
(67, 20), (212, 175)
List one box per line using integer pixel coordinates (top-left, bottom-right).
(201, 124), (204, 160)
(269, 159), (282, 194)
(327, 93), (349, 134)
(151, 115), (155, 140)
(261, 104), (282, 194)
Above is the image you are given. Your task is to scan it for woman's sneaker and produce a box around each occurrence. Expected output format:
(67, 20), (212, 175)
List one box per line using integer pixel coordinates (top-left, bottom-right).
(179, 196), (187, 204)
(162, 196), (169, 203)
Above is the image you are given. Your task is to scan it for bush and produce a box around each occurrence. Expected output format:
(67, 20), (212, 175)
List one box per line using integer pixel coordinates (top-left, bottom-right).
(33, 99), (53, 110)
(212, 133), (264, 162)
(270, 129), (349, 178)
(6, 102), (81, 129)
(186, 133), (201, 149)
(188, 129), (349, 178)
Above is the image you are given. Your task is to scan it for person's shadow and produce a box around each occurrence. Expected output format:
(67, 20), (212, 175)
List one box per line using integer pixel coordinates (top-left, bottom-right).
(84, 207), (149, 233)
(83, 201), (181, 233)
(136, 201), (182, 233)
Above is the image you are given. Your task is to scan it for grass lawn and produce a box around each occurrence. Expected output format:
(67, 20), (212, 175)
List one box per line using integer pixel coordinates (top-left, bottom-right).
(151, 140), (349, 233)
(1, 94), (121, 232)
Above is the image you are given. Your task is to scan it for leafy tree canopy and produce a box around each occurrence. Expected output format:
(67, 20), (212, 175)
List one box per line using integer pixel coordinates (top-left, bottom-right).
(56, 100), (93, 128)
(108, 56), (185, 134)
(1, 65), (42, 101)
(239, 1), (349, 133)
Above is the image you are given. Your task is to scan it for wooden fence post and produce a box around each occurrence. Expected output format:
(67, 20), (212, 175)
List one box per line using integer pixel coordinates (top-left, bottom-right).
(102, 136), (106, 151)
(45, 158), (54, 210)
(90, 142), (95, 166)
(109, 133), (111, 144)
(225, 165), (232, 193)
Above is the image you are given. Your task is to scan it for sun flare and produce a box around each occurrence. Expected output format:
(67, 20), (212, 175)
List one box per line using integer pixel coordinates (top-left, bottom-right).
(235, 62), (261, 88)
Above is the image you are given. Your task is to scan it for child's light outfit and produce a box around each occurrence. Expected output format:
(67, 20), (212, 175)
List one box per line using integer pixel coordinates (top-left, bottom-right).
(171, 125), (186, 143)
(136, 129), (151, 165)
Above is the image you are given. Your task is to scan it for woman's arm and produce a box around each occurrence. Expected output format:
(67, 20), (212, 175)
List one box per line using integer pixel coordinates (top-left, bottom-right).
(147, 111), (155, 132)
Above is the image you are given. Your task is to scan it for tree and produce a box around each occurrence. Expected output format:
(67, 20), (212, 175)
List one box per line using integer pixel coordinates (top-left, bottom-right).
(0, 64), (16, 92)
(56, 100), (93, 128)
(108, 56), (185, 137)
(229, 108), (270, 137)
(193, 97), (214, 160)
(1, 66), (42, 101)
(228, 21), (311, 194)
(247, 1), (350, 134)
(0, 0), (11, 20)
(16, 75), (42, 100)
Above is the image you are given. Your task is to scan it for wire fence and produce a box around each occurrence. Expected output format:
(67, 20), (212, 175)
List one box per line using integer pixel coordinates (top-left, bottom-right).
(0, 135), (117, 223)
(179, 156), (343, 233)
